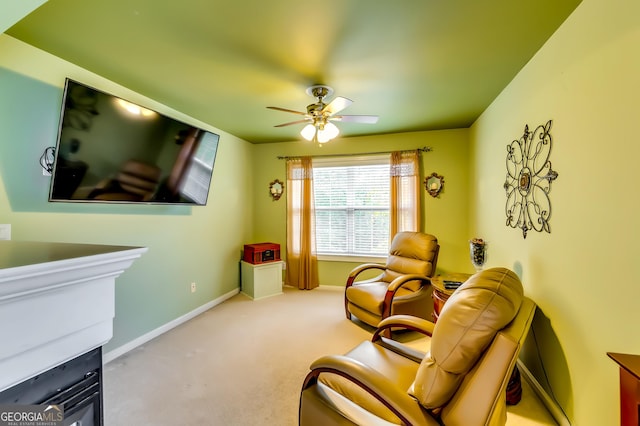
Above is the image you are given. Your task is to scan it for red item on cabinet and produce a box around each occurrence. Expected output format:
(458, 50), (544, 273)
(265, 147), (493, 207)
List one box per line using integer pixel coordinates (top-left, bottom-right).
(243, 243), (281, 264)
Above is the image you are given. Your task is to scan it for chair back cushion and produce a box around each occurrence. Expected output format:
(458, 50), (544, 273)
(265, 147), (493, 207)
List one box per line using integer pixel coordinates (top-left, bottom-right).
(382, 232), (438, 291)
(408, 267), (523, 408)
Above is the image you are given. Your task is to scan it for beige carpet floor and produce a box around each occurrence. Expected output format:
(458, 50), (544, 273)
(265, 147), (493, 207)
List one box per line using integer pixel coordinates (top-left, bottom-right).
(103, 286), (557, 425)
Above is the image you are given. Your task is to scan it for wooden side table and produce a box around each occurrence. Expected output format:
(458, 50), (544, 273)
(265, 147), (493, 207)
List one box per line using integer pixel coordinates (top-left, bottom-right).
(430, 273), (471, 322)
(607, 352), (640, 426)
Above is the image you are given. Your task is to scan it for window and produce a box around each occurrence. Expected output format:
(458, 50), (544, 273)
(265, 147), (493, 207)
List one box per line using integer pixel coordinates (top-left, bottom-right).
(313, 155), (390, 259)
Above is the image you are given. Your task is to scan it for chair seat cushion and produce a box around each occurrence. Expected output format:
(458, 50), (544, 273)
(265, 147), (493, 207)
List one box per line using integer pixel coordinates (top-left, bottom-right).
(319, 340), (421, 423)
(409, 268), (523, 409)
(346, 282), (415, 316)
(346, 283), (387, 314)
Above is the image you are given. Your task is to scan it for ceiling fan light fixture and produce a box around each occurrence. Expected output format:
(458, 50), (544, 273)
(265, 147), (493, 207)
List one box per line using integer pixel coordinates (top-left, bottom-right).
(300, 123), (316, 141)
(317, 122), (339, 143)
(270, 85), (377, 143)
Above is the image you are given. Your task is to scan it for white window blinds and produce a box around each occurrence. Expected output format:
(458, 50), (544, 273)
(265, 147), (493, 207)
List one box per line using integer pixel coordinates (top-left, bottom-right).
(313, 156), (390, 257)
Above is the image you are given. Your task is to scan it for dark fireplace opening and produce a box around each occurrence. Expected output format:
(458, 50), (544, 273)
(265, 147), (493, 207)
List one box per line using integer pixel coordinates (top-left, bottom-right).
(0, 347), (103, 426)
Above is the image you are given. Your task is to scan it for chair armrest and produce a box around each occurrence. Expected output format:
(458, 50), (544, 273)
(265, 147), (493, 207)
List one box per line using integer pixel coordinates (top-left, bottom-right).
(374, 314), (435, 339)
(387, 274), (431, 292)
(345, 263), (385, 288)
(371, 315), (434, 362)
(380, 275), (432, 320)
(303, 355), (431, 425)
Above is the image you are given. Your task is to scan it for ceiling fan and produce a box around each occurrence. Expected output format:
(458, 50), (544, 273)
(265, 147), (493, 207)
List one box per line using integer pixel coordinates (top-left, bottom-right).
(267, 85), (379, 143)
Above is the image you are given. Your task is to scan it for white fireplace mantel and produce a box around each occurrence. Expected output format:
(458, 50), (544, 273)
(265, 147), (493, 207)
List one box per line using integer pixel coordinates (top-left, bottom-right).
(0, 241), (147, 392)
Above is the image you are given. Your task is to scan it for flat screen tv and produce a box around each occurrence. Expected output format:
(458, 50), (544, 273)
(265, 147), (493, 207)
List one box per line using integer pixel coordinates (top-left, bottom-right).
(48, 78), (219, 205)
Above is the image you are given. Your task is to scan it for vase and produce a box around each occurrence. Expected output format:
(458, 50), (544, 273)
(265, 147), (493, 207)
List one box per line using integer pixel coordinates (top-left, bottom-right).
(469, 239), (487, 272)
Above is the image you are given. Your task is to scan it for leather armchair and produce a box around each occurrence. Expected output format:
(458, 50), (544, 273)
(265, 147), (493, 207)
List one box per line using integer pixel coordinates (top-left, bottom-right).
(345, 232), (439, 328)
(300, 267), (537, 426)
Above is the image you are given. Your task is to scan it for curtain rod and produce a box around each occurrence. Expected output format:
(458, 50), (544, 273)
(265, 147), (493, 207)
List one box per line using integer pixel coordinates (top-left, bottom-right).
(277, 146), (432, 160)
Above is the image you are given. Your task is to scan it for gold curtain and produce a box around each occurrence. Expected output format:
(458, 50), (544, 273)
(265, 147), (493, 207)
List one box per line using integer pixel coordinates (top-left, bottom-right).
(285, 157), (319, 290)
(390, 150), (421, 238)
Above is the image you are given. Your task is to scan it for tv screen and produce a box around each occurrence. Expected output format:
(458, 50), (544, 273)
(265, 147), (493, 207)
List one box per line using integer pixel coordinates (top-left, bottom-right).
(48, 79), (219, 205)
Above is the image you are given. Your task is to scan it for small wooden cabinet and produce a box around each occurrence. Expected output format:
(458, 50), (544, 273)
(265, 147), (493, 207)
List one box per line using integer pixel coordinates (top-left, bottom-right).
(240, 260), (284, 300)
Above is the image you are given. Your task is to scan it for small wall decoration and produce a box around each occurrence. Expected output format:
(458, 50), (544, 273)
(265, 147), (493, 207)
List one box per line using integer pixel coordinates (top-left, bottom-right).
(504, 119), (559, 238)
(424, 172), (444, 198)
(269, 179), (284, 201)
(469, 238), (487, 271)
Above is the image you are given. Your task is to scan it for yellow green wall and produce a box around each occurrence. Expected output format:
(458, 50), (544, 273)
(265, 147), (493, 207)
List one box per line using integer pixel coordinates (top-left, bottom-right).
(0, 35), (254, 351)
(470, 0), (639, 423)
(250, 130), (471, 285)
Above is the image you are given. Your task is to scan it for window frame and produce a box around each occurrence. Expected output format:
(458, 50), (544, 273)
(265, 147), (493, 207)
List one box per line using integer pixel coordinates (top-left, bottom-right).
(312, 154), (390, 263)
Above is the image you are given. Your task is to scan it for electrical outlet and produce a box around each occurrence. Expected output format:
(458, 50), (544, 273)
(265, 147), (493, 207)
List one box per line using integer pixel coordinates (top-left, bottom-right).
(190, 282), (197, 293)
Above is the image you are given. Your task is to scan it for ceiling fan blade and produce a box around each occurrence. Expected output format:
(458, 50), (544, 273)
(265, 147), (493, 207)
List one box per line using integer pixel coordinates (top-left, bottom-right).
(267, 106), (307, 115)
(323, 96), (353, 116)
(274, 118), (311, 128)
(331, 114), (379, 124)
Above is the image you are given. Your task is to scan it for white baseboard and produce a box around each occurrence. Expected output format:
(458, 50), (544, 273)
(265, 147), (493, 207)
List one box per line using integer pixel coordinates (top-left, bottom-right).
(319, 284), (344, 292)
(103, 288), (240, 364)
(282, 284), (343, 292)
(517, 360), (571, 426)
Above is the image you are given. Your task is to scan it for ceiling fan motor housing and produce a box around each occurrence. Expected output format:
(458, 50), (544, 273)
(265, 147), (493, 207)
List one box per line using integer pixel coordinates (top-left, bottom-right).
(306, 102), (326, 116)
(306, 85), (333, 100)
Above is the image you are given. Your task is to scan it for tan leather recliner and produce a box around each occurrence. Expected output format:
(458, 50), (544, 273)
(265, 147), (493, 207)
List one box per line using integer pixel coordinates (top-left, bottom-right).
(345, 232), (439, 328)
(300, 267), (537, 426)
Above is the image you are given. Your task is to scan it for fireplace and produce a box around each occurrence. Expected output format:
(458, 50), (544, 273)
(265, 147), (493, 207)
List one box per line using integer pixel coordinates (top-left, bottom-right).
(0, 348), (103, 425)
(0, 241), (146, 426)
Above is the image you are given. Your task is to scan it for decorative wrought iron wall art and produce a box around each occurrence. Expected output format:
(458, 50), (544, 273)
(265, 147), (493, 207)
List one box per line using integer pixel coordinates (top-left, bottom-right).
(504, 119), (559, 238)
